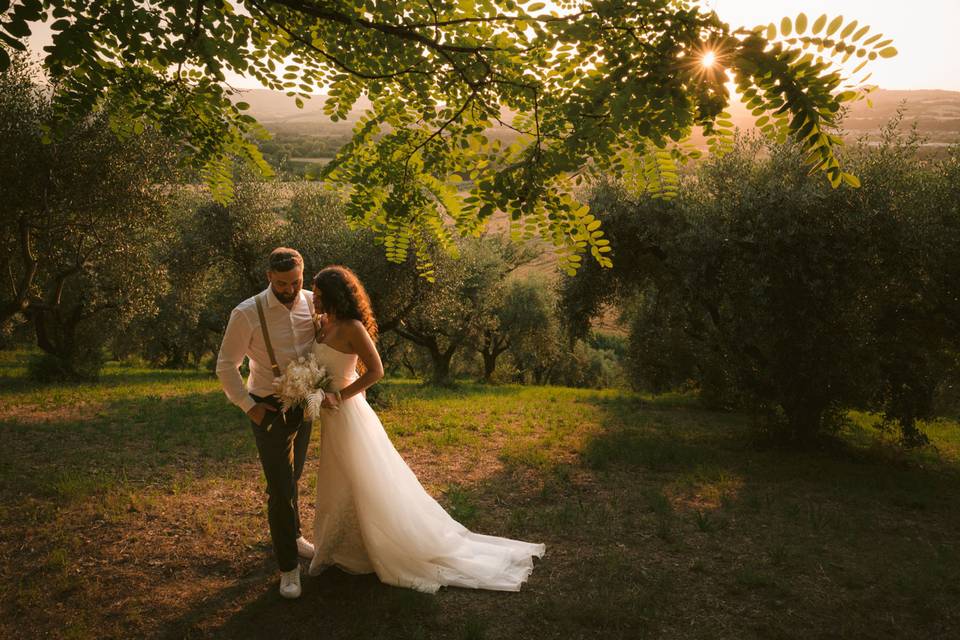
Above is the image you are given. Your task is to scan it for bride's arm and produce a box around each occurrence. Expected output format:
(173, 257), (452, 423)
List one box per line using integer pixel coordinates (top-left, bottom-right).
(337, 320), (384, 401)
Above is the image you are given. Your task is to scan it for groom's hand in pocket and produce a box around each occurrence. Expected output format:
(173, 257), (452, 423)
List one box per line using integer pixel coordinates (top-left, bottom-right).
(247, 402), (276, 428)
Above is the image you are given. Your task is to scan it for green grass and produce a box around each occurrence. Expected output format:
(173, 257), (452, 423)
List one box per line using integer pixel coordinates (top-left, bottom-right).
(1, 348), (959, 639)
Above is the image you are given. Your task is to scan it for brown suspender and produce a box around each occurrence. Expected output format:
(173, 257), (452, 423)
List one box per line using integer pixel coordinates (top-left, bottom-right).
(254, 291), (283, 379)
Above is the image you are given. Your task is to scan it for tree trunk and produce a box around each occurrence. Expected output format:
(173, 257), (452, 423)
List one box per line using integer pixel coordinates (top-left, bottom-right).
(393, 324), (460, 386)
(1, 217), (38, 326)
(533, 363), (554, 385)
(784, 398), (827, 445)
(29, 306), (77, 378)
(482, 351), (498, 382)
(31, 307), (63, 359)
(478, 330), (508, 383)
(29, 295), (106, 380)
(429, 347), (455, 385)
(401, 353), (417, 378)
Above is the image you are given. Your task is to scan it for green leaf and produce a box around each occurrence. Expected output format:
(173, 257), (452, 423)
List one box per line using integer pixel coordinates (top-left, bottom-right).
(0, 29), (25, 51)
(841, 172), (861, 188)
(235, 101), (250, 110)
(4, 18), (31, 37)
(780, 17), (792, 37)
(826, 16), (843, 36)
(812, 14), (827, 34)
(840, 20), (858, 39)
(878, 47), (897, 58)
(795, 13), (808, 34)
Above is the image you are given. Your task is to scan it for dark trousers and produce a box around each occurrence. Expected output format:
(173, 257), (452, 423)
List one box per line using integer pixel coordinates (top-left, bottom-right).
(249, 394), (313, 572)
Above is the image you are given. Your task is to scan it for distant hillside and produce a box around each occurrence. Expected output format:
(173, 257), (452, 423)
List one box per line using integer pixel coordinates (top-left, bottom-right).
(844, 89), (960, 130)
(727, 89), (960, 144)
(237, 88), (960, 145)
(232, 89), (367, 132)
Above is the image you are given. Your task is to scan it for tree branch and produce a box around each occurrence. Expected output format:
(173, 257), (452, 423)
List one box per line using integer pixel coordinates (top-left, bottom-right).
(249, 0), (429, 81)
(403, 9), (595, 29)
(265, 0), (508, 54)
(403, 87), (479, 180)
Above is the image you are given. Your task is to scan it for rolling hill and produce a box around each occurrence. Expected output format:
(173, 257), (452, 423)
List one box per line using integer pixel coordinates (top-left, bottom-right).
(236, 88), (960, 146)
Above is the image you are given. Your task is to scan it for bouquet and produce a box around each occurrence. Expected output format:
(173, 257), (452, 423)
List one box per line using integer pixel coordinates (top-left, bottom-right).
(271, 353), (334, 427)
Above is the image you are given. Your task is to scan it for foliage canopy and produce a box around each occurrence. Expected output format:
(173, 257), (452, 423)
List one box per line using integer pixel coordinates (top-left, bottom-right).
(0, 1), (896, 274)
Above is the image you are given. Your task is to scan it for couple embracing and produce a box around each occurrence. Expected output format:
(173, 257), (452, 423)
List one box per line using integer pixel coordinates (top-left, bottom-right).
(216, 248), (545, 599)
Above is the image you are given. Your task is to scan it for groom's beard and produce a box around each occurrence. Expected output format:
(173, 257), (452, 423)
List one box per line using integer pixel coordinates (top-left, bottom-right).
(272, 286), (298, 304)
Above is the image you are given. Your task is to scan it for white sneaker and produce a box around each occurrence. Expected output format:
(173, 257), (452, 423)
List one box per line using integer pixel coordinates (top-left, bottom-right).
(296, 536), (315, 560)
(279, 566), (301, 599)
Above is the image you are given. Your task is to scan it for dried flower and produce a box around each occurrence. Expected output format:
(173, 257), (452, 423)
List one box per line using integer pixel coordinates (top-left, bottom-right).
(273, 352), (333, 423)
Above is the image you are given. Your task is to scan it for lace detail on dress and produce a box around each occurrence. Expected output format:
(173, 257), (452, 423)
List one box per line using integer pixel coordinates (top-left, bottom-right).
(312, 494), (368, 573)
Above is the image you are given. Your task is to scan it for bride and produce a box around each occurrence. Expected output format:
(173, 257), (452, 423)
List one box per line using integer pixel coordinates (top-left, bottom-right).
(306, 265), (545, 594)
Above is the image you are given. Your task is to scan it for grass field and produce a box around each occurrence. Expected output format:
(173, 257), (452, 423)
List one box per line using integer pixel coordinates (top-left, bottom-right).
(1, 349), (958, 639)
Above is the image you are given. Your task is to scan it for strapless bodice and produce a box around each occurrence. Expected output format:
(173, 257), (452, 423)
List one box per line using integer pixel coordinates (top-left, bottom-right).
(312, 342), (359, 391)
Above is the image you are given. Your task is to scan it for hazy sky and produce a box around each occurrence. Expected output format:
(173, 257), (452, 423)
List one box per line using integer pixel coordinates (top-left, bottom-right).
(23, 0), (959, 91)
(706, 0), (960, 90)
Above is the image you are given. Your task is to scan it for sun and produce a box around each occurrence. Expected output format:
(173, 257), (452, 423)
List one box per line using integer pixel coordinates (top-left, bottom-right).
(701, 50), (717, 69)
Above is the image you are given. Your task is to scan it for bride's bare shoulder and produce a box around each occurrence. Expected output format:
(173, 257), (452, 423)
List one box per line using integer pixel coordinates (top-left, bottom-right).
(344, 318), (367, 334)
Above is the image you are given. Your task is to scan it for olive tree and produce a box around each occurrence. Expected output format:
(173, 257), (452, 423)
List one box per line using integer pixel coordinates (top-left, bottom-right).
(0, 55), (178, 379)
(394, 235), (536, 384)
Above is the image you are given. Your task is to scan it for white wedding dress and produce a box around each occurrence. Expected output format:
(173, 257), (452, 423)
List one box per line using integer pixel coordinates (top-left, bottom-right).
(307, 342), (545, 593)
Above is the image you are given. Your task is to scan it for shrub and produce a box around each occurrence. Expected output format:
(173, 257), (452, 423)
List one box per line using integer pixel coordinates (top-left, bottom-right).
(563, 126), (960, 444)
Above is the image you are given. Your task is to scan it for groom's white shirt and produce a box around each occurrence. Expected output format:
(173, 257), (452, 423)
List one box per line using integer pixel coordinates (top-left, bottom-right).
(216, 286), (316, 413)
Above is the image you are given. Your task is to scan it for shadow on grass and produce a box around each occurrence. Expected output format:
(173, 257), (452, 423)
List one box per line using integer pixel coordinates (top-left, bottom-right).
(587, 393), (960, 486)
(0, 365), (214, 395)
(555, 397), (960, 636)
(154, 459), (659, 640)
(0, 388), (256, 504)
(157, 569), (445, 640)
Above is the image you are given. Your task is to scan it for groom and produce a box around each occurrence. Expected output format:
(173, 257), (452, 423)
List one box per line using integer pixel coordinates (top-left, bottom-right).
(216, 247), (316, 599)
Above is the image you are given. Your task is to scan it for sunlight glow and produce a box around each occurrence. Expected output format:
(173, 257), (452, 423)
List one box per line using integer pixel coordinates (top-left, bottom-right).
(701, 50), (717, 69)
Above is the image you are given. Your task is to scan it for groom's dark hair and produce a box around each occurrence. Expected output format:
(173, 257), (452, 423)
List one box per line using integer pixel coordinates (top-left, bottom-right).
(268, 247), (303, 272)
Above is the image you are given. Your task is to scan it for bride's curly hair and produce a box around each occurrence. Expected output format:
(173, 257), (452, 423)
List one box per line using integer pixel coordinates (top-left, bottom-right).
(312, 265), (378, 344)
